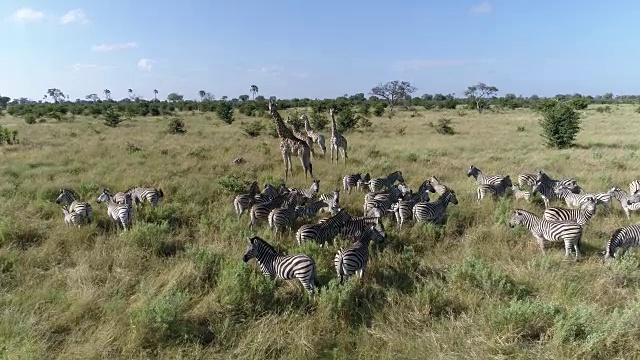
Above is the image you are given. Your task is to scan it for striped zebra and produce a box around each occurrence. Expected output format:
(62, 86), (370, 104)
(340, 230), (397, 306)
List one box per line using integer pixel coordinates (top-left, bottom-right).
(268, 197), (301, 237)
(248, 192), (293, 230)
(357, 173), (371, 192)
(508, 209), (583, 260)
(477, 176), (513, 202)
(368, 171), (405, 192)
(511, 185), (531, 202)
(543, 195), (597, 226)
(430, 176), (451, 195)
(553, 186), (597, 209)
(55, 188), (93, 223)
(531, 180), (577, 209)
(289, 179), (320, 203)
(343, 173), (366, 195)
(61, 205), (85, 228)
(339, 215), (385, 243)
(363, 187), (403, 217)
(390, 199), (416, 230)
(412, 189), (459, 224)
(334, 224), (386, 284)
(630, 180), (640, 195)
(603, 224), (640, 263)
(517, 173), (538, 188)
(126, 186), (164, 209)
(396, 183), (412, 197)
(319, 189), (341, 214)
(296, 208), (351, 246)
(607, 187), (640, 219)
(299, 200), (331, 219)
(233, 181), (261, 219)
(467, 165), (506, 185)
(243, 236), (320, 296)
(110, 190), (133, 206)
(97, 189), (133, 231)
(535, 171), (582, 194)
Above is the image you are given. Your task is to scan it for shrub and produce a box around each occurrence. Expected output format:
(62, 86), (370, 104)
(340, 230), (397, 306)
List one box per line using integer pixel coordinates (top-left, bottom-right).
(595, 106), (611, 114)
(243, 120), (264, 137)
(336, 107), (359, 132)
(516, 126), (526, 132)
(537, 101), (581, 149)
(167, 117), (186, 134)
(429, 118), (456, 135)
(358, 116), (372, 128)
(373, 102), (386, 117)
(216, 101), (234, 124)
(310, 108), (328, 130)
(103, 106), (122, 127)
(24, 114), (37, 125)
(395, 126), (407, 136)
(568, 98), (590, 110)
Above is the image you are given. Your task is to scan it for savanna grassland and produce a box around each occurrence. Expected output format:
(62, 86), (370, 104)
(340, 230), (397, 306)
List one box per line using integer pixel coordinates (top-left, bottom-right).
(2, 104), (640, 359)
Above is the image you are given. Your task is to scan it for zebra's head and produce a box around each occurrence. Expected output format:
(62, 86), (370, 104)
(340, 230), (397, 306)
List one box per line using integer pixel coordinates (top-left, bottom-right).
(96, 189), (111, 204)
(502, 176), (513, 188)
(531, 181), (544, 196)
(418, 179), (437, 194)
(370, 223), (386, 243)
(444, 190), (459, 205)
(536, 170), (550, 183)
(509, 209), (527, 228)
(580, 196), (597, 211)
(55, 189), (71, 204)
(363, 173), (371, 182)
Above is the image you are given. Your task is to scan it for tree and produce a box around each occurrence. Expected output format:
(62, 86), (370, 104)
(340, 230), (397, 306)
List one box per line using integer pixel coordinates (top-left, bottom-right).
(216, 101), (234, 124)
(85, 94), (99, 102)
(198, 90), (206, 101)
(153, 89), (158, 101)
(464, 82), (498, 113)
(103, 89), (111, 101)
(239, 94), (250, 102)
(221, 96), (228, 101)
(250, 85), (259, 100)
(46, 88), (65, 103)
(370, 80), (417, 112)
(0, 95), (10, 109)
(537, 100), (581, 149)
(167, 93), (184, 102)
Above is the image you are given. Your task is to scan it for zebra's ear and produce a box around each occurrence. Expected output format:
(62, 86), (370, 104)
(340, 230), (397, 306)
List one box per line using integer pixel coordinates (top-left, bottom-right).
(247, 237), (253, 244)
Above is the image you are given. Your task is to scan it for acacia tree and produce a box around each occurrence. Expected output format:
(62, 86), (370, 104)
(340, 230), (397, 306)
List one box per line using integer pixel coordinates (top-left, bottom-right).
(239, 94), (250, 102)
(370, 80), (417, 113)
(46, 88), (65, 103)
(464, 82), (498, 113)
(103, 89), (111, 101)
(250, 85), (259, 100)
(198, 90), (206, 101)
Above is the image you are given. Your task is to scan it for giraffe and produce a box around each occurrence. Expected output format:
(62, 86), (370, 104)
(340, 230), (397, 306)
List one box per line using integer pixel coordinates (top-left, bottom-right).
(268, 100), (313, 180)
(329, 108), (348, 165)
(287, 116), (315, 156)
(301, 114), (327, 157)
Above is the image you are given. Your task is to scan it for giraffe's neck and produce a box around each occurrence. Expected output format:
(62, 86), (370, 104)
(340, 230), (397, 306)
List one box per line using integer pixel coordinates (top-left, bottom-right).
(304, 118), (314, 133)
(331, 116), (338, 137)
(272, 112), (289, 139)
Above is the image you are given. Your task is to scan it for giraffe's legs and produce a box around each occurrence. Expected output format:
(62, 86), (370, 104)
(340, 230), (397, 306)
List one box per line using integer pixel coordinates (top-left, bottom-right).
(282, 152), (290, 180)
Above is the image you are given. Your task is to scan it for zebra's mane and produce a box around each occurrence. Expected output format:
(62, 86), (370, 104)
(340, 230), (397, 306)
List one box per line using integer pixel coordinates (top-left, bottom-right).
(252, 237), (278, 255)
(61, 188), (78, 196)
(606, 227), (626, 254)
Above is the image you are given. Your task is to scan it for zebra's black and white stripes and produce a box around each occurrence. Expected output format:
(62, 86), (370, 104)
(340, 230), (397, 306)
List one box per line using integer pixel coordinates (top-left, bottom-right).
(268, 197), (300, 237)
(476, 176), (513, 202)
(343, 173), (369, 194)
(243, 236), (320, 295)
(55, 188), (93, 223)
(61, 205), (85, 227)
(368, 171), (404, 192)
(412, 189), (459, 224)
(97, 189), (133, 231)
(126, 186), (164, 208)
(296, 208), (351, 246)
(467, 165), (506, 185)
(543, 196), (597, 226)
(333, 225), (385, 284)
(509, 209), (583, 260)
(604, 224), (640, 263)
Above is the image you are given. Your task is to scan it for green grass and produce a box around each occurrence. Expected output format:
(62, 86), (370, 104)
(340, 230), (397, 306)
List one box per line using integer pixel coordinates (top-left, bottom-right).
(1, 105), (640, 358)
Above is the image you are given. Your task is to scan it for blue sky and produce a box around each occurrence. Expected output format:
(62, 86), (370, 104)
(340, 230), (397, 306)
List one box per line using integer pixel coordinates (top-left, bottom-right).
(1, 0), (639, 101)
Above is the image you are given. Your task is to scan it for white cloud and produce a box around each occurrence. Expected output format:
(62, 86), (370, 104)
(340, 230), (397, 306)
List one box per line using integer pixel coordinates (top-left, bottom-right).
(248, 66), (284, 77)
(7, 8), (44, 23)
(59, 9), (88, 25)
(137, 58), (155, 71)
(470, 2), (492, 13)
(393, 58), (495, 71)
(69, 63), (111, 71)
(91, 42), (138, 52)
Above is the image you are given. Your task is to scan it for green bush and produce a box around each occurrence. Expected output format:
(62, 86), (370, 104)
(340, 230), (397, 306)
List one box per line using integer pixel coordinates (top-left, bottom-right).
(24, 114), (37, 125)
(537, 101), (581, 149)
(595, 105), (611, 114)
(431, 118), (455, 135)
(336, 107), (359, 132)
(216, 101), (234, 124)
(103, 106), (122, 127)
(243, 120), (264, 137)
(167, 117), (186, 134)
(568, 98), (590, 110)
(373, 102), (386, 117)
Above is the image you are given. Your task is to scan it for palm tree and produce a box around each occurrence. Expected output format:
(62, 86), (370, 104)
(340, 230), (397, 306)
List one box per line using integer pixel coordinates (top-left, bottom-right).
(250, 85), (259, 100)
(103, 89), (111, 101)
(128, 88), (134, 100)
(153, 89), (158, 101)
(198, 90), (206, 101)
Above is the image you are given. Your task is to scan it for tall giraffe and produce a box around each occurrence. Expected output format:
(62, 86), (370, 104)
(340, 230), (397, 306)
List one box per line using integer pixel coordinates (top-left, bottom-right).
(329, 108), (348, 165)
(287, 116), (315, 155)
(301, 114), (327, 157)
(268, 101), (313, 180)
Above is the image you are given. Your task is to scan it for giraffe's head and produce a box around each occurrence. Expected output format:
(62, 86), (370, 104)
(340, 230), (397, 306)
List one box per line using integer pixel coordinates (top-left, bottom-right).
(300, 114), (308, 122)
(268, 99), (277, 114)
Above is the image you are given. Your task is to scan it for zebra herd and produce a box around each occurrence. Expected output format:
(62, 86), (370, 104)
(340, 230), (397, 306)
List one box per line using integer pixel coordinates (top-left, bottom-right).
(54, 187), (164, 231)
(237, 165), (640, 297)
(237, 170), (460, 296)
(467, 165), (640, 262)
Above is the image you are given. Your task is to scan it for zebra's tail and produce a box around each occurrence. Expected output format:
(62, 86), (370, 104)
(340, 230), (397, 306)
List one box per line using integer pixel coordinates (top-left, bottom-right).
(337, 251), (345, 285)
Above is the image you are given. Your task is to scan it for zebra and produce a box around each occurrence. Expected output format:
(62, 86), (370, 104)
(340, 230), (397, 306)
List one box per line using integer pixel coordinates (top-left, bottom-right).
(289, 179), (320, 203)
(106, 190), (133, 206)
(389, 182), (436, 229)
(476, 176), (513, 202)
(96, 189), (133, 231)
(467, 165), (506, 185)
(531, 180), (577, 209)
(299, 200), (331, 219)
(542, 195), (597, 226)
(508, 209), (583, 260)
(603, 224), (640, 264)
(412, 189), (459, 224)
(363, 187), (403, 217)
(607, 187), (640, 219)
(630, 180), (640, 195)
(126, 186), (164, 209)
(368, 171), (405, 192)
(55, 188), (93, 223)
(334, 224), (386, 284)
(343, 173), (366, 195)
(339, 215), (385, 243)
(429, 176), (450, 194)
(248, 191), (294, 230)
(511, 185), (531, 202)
(319, 189), (341, 214)
(517, 173), (538, 188)
(268, 197), (301, 237)
(61, 205), (85, 228)
(243, 236), (320, 296)
(553, 186), (597, 209)
(296, 208), (351, 246)
(357, 173), (371, 192)
(233, 181), (261, 220)
(535, 171), (582, 194)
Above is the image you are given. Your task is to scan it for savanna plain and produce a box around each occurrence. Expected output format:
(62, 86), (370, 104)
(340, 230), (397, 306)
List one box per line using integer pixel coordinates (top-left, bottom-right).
(2, 104), (640, 360)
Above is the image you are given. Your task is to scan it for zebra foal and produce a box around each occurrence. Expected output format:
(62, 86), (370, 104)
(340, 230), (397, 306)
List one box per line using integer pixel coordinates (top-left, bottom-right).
(61, 205), (85, 228)
(243, 236), (320, 296)
(55, 188), (93, 223)
(334, 225), (386, 284)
